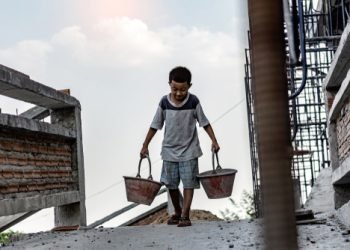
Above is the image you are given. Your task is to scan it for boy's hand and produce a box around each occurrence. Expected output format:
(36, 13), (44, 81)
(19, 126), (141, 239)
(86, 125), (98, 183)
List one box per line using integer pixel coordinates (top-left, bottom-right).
(140, 146), (149, 158)
(212, 141), (220, 153)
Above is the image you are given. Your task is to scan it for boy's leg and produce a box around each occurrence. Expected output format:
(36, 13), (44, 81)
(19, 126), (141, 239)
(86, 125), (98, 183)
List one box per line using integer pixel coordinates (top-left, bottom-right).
(178, 158), (199, 223)
(181, 188), (194, 218)
(160, 160), (182, 224)
(169, 189), (182, 216)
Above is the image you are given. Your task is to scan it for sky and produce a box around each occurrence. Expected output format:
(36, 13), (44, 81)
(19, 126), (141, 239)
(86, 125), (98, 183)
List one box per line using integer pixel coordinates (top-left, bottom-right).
(0, 0), (251, 232)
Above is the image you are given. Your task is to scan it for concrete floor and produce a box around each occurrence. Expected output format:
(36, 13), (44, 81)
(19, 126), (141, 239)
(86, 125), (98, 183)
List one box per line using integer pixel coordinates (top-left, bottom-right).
(2, 214), (350, 250)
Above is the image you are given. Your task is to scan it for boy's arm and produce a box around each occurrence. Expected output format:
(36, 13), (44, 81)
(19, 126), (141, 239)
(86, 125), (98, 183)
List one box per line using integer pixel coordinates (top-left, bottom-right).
(140, 127), (157, 158)
(203, 124), (220, 152)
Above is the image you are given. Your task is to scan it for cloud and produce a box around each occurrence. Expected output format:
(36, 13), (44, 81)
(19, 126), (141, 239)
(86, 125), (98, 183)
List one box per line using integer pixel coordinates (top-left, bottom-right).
(1, 16), (244, 75)
(0, 40), (51, 79)
(51, 26), (88, 60)
(161, 26), (242, 67)
(47, 17), (243, 70)
(51, 17), (171, 68)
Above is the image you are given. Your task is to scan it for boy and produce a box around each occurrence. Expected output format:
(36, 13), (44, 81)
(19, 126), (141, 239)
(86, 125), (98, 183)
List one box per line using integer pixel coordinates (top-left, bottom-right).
(140, 66), (220, 227)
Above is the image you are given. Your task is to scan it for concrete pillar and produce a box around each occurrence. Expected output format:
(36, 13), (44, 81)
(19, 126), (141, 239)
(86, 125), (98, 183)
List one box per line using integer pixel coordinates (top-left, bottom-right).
(54, 202), (81, 227)
(328, 123), (339, 171)
(293, 178), (302, 209)
(327, 122), (349, 209)
(248, 0), (298, 249)
(51, 107), (87, 227)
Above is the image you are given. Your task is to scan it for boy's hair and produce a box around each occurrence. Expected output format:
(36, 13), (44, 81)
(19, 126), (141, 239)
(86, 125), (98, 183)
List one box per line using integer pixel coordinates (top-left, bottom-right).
(169, 66), (192, 84)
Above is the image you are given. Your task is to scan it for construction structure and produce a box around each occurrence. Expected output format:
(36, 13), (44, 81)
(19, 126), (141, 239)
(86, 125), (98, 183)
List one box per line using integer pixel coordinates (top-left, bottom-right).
(0, 64), (86, 231)
(323, 14), (350, 209)
(245, 0), (350, 215)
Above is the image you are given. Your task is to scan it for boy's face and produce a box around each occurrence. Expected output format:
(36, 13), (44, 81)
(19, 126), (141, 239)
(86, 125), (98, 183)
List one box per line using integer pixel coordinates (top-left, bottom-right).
(169, 80), (191, 102)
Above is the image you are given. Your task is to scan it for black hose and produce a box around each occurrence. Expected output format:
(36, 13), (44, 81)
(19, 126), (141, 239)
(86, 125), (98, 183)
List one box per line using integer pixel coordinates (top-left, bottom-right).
(289, 0), (308, 100)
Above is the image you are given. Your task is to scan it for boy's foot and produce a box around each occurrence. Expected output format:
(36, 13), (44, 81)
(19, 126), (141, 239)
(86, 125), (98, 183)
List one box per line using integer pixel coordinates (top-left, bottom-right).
(167, 214), (181, 225)
(177, 217), (192, 227)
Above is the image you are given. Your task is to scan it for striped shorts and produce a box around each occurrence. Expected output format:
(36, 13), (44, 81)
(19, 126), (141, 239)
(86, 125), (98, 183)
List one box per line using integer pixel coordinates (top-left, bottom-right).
(160, 158), (200, 189)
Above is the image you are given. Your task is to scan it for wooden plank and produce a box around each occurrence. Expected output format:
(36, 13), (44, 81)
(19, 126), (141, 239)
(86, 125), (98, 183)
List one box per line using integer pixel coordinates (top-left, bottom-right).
(295, 209), (314, 221)
(296, 218), (326, 225)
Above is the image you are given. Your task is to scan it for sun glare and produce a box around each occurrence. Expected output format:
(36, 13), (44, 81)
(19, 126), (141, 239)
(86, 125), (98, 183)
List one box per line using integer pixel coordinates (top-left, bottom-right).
(85, 0), (143, 20)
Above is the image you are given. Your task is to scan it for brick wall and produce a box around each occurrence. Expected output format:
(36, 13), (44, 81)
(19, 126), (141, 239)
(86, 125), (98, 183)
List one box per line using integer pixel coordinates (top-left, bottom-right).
(336, 96), (350, 164)
(0, 127), (77, 199)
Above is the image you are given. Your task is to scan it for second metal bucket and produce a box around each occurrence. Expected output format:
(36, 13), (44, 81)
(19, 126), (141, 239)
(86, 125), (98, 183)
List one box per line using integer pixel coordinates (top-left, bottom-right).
(197, 152), (237, 199)
(123, 155), (162, 205)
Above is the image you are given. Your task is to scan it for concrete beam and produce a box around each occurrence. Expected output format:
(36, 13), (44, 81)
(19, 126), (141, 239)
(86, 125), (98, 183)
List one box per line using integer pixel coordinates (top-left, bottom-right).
(323, 21), (350, 90)
(0, 191), (80, 216)
(0, 210), (39, 232)
(332, 156), (350, 185)
(328, 69), (350, 122)
(0, 64), (80, 109)
(20, 106), (50, 120)
(0, 113), (76, 138)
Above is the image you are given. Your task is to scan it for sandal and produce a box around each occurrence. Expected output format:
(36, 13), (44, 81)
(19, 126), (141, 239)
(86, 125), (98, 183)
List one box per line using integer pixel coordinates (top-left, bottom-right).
(177, 217), (192, 227)
(167, 214), (181, 225)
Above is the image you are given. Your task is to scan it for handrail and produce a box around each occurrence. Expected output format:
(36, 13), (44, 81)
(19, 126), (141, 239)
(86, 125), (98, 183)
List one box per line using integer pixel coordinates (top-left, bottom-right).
(87, 188), (167, 229)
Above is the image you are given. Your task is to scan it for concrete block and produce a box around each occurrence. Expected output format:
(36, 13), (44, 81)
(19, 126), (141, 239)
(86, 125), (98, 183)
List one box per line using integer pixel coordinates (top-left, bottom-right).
(333, 156), (350, 184)
(334, 184), (350, 209)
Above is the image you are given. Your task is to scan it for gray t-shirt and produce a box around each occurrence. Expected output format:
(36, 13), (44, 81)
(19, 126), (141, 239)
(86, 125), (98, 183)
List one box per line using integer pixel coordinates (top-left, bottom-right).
(150, 93), (210, 162)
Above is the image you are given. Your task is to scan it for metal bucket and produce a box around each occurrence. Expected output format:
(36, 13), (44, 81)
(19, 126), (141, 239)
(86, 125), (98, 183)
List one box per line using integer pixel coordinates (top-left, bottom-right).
(197, 152), (237, 199)
(123, 155), (162, 205)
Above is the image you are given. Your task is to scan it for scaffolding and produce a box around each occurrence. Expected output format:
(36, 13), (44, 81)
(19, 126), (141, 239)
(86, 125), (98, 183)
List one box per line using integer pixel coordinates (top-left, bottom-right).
(245, 0), (350, 216)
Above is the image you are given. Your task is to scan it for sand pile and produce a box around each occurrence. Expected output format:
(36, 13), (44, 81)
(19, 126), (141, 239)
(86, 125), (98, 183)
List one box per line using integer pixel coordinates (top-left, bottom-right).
(131, 208), (222, 226)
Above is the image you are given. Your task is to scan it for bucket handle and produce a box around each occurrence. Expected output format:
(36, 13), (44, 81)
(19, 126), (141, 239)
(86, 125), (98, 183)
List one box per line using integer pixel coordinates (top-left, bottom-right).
(212, 151), (222, 173)
(136, 155), (153, 180)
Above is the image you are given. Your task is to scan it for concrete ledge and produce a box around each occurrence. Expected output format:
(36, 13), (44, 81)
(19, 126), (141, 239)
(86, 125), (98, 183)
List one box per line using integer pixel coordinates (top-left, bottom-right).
(323, 21), (350, 90)
(332, 156), (350, 184)
(0, 191), (80, 216)
(0, 64), (80, 109)
(0, 113), (76, 138)
(328, 69), (350, 122)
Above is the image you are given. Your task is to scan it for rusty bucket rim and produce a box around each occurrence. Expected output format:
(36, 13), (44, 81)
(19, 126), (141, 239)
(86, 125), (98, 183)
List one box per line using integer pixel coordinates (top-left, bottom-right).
(123, 175), (162, 186)
(197, 168), (237, 178)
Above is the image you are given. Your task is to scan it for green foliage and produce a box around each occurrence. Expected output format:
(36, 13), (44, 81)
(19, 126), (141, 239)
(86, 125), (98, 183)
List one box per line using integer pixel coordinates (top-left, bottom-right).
(0, 230), (20, 246)
(220, 190), (256, 220)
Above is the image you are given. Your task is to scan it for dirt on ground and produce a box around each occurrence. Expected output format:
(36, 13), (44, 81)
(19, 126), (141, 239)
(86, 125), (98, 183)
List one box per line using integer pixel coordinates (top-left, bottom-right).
(131, 208), (223, 226)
